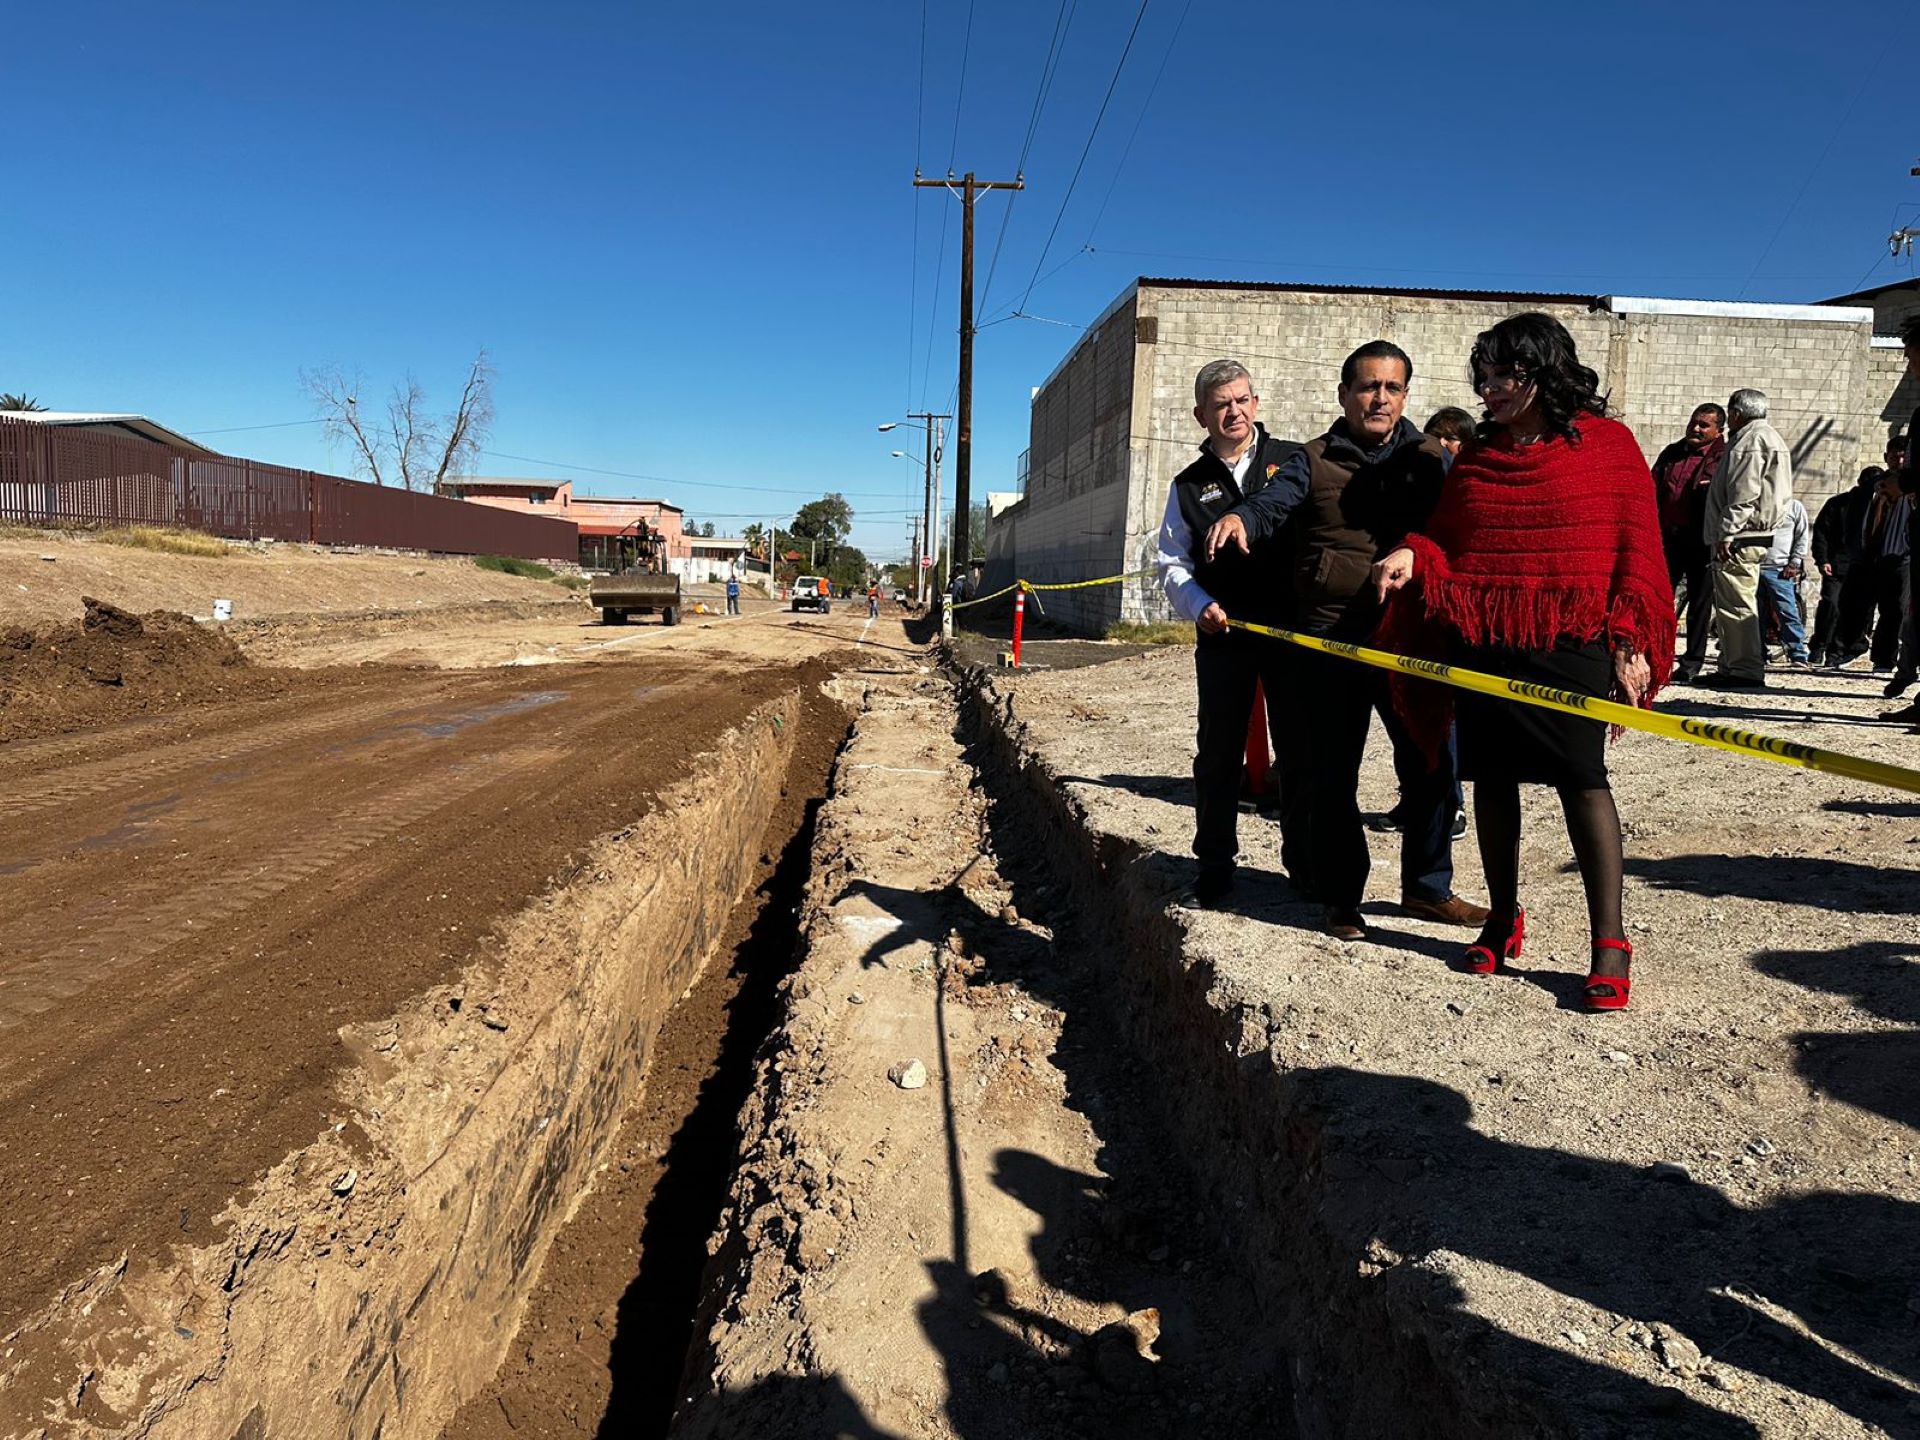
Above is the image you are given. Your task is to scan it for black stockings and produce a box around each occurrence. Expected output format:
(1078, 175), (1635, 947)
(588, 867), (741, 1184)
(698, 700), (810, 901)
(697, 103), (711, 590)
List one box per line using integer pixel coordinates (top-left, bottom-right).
(1471, 779), (1626, 952)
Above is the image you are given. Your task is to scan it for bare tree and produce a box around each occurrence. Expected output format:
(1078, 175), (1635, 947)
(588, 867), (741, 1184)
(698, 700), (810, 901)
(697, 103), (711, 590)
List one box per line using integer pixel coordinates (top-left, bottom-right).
(389, 377), (432, 491)
(303, 366), (386, 486)
(432, 351), (495, 494)
(301, 349), (495, 492)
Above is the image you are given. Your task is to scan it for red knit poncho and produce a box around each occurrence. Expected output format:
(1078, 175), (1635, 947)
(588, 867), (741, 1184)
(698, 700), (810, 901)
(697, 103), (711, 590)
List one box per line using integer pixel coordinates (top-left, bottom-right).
(1385, 412), (1676, 716)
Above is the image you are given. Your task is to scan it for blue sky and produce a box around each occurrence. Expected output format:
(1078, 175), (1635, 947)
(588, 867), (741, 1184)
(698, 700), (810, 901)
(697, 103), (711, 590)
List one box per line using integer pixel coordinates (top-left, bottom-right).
(4, 1), (1915, 559)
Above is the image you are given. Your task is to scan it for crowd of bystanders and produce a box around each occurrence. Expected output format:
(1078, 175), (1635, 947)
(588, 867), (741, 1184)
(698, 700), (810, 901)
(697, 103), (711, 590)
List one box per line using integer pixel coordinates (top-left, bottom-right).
(1154, 309), (1920, 1014)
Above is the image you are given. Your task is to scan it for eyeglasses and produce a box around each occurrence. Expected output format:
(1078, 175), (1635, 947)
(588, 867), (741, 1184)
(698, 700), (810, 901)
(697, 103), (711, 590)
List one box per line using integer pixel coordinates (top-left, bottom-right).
(1473, 367), (1528, 393)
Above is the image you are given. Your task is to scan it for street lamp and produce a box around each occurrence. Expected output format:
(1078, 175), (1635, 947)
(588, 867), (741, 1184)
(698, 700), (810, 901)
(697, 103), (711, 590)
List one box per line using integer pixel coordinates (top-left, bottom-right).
(877, 414), (947, 606)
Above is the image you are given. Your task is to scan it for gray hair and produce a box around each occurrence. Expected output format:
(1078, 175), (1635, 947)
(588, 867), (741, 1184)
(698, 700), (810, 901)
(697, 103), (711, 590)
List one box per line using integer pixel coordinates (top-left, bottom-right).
(1194, 359), (1253, 408)
(1728, 388), (1769, 422)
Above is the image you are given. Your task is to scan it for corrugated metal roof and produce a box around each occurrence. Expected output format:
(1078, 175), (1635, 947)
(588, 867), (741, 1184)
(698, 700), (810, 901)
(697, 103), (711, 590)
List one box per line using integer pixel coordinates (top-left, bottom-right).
(0, 411), (216, 455)
(1819, 277), (1920, 306)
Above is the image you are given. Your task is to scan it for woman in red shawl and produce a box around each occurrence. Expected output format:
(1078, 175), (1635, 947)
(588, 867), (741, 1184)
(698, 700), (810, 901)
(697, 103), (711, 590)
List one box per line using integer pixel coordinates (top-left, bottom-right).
(1372, 313), (1674, 1011)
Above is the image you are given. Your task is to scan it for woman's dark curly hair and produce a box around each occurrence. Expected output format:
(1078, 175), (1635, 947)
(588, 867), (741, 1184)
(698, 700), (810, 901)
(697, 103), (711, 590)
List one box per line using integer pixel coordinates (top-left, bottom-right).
(1469, 311), (1609, 444)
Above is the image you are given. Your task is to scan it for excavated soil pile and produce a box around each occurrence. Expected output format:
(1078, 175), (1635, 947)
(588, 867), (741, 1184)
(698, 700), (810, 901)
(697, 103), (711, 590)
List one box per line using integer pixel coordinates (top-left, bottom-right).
(0, 597), (292, 741)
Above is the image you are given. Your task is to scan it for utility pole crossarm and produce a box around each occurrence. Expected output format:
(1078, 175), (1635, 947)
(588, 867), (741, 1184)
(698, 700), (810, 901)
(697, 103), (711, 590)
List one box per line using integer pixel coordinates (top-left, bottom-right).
(912, 177), (1025, 194)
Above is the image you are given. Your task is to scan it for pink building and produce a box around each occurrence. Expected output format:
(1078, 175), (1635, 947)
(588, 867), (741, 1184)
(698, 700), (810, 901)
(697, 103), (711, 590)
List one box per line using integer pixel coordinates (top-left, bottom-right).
(444, 477), (687, 571)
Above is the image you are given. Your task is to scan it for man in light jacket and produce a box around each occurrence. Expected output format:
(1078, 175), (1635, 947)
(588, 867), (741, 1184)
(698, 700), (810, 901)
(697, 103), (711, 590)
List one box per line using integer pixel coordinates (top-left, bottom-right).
(1700, 388), (1793, 689)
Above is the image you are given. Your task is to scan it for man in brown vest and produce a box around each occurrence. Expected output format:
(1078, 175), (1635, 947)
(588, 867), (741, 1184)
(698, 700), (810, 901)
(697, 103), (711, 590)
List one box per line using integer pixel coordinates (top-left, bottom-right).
(1205, 341), (1488, 942)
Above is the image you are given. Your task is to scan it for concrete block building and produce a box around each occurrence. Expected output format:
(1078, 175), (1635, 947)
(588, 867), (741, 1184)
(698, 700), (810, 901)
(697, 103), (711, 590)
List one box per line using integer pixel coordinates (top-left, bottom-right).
(985, 277), (1920, 633)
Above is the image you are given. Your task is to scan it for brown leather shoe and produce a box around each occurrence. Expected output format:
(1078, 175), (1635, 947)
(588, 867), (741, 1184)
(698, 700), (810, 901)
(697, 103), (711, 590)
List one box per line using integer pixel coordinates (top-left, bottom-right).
(1324, 907), (1367, 942)
(1399, 894), (1491, 927)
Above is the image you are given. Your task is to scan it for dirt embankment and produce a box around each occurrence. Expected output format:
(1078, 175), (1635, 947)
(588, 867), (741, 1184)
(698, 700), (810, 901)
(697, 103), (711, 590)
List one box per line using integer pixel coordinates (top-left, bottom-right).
(0, 529), (576, 630)
(439, 682), (857, 1440)
(0, 597), (305, 742)
(0, 636), (860, 1439)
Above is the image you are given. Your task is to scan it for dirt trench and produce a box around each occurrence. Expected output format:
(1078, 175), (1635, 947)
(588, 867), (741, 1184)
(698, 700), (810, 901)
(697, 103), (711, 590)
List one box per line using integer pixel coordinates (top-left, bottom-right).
(0, 658), (856, 1440)
(437, 684), (852, 1439)
(670, 666), (1296, 1440)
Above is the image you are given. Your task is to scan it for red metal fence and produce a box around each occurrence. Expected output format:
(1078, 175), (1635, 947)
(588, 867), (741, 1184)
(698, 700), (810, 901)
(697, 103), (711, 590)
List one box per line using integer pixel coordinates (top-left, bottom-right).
(0, 417), (577, 561)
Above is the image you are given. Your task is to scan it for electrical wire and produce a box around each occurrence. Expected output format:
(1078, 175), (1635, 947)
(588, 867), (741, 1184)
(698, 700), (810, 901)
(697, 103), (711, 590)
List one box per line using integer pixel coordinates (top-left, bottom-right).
(479, 450), (903, 499)
(1735, 52), (1886, 300)
(946, 0), (977, 174)
(906, 0), (929, 410)
(1015, 0), (1153, 319)
(918, 204), (952, 413)
(975, 0), (1078, 321)
(1081, 0), (1190, 249)
(186, 418), (325, 435)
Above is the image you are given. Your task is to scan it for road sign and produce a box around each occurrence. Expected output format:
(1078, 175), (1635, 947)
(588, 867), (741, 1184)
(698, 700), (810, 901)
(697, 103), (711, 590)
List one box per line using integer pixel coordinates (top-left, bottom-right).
(920, 557), (933, 568)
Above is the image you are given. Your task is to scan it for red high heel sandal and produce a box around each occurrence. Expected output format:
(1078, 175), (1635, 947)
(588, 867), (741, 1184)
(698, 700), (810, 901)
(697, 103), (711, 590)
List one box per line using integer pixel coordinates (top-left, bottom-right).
(1583, 937), (1633, 1012)
(1459, 908), (1525, 975)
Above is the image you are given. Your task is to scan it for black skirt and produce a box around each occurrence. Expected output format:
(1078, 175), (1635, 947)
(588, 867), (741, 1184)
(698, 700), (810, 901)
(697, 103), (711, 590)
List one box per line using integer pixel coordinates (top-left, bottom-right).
(1454, 637), (1612, 790)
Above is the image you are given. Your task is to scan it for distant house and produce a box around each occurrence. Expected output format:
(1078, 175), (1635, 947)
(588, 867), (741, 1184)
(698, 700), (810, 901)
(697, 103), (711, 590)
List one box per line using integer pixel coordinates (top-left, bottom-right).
(687, 534), (750, 583)
(444, 476), (703, 573)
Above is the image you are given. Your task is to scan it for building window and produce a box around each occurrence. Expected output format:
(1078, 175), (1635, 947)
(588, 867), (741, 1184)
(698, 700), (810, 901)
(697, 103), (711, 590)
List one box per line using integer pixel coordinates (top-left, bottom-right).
(529, 494), (545, 504)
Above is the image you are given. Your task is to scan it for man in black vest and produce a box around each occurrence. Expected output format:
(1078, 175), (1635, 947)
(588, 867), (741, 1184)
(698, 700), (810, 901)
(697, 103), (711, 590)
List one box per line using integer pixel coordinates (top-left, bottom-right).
(1205, 341), (1487, 942)
(1156, 359), (1309, 906)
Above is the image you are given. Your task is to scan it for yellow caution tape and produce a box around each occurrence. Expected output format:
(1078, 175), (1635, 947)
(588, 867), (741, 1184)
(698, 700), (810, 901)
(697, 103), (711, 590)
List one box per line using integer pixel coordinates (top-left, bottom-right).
(1226, 617), (1920, 797)
(1021, 567), (1159, 593)
(946, 579), (1024, 612)
(948, 567), (1155, 610)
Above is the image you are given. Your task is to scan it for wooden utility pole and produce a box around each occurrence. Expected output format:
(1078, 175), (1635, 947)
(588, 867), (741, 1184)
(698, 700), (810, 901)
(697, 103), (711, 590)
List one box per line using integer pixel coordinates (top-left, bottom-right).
(903, 410), (949, 606)
(914, 170), (1022, 578)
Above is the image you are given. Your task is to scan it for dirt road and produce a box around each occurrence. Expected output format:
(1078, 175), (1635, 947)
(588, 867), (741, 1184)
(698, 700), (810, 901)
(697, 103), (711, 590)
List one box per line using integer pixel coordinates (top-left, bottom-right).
(0, 607), (883, 1350)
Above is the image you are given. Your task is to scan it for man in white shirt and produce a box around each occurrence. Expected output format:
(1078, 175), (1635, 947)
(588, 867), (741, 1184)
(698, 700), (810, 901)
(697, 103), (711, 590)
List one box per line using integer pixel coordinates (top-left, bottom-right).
(1155, 359), (1307, 906)
(1757, 496), (1811, 668)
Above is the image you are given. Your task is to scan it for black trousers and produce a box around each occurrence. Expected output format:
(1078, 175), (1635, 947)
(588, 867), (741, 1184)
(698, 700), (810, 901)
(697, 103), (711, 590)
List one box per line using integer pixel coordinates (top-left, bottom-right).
(1665, 532), (1713, 669)
(1301, 648), (1457, 911)
(1192, 631), (1308, 880)
(1835, 557), (1909, 667)
(1809, 571), (1849, 659)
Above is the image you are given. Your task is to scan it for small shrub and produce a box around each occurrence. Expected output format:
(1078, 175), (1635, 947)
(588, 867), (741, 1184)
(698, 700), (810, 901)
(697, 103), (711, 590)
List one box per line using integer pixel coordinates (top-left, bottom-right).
(473, 554), (558, 581)
(555, 574), (591, 591)
(1105, 619), (1194, 645)
(97, 526), (234, 558)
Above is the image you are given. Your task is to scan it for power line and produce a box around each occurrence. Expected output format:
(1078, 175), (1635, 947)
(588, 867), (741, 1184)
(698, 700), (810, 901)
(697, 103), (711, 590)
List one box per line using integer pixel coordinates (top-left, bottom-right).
(980, 245), (1090, 328)
(479, 450), (903, 499)
(918, 190), (952, 412)
(1082, 0), (1190, 247)
(1735, 53), (1886, 300)
(945, 0), (976, 173)
(186, 418), (324, 435)
(906, 0), (929, 410)
(1016, 0), (1077, 173)
(1015, 0), (1153, 318)
(976, 0), (1078, 321)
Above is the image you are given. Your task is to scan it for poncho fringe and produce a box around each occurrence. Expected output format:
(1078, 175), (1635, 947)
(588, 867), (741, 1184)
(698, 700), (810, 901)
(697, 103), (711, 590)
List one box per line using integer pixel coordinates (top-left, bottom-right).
(1383, 414), (1677, 754)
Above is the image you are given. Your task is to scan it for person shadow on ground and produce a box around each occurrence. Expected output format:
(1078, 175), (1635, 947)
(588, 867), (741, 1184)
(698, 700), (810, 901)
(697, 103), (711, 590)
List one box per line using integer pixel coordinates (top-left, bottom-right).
(1751, 935), (1920, 1131)
(669, 1371), (908, 1440)
(1285, 1065), (1919, 1436)
(1621, 852), (1918, 916)
(822, 774), (1914, 1432)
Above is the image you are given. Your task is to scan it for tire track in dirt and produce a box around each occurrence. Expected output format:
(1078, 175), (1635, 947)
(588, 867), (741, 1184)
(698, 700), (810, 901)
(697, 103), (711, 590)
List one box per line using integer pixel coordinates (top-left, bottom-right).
(0, 746), (554, 1032)
(0, 691), (450, 819)
(0, 652), (828, 1342)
